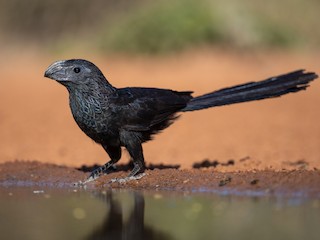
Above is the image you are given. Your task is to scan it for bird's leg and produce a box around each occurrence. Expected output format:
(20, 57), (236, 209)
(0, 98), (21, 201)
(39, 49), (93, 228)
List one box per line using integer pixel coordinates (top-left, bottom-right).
(75, 159), (117, 186)
(129, 161), (145, 177)
(75, 144), (122, 186)
(110, 161), (146, 183)
(111, 134), (146, 183)
(87, 160), (117, 181)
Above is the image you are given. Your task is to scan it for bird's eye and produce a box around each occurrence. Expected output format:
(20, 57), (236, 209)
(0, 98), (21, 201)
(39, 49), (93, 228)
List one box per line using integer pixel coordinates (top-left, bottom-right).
(73, 67), (81, 73)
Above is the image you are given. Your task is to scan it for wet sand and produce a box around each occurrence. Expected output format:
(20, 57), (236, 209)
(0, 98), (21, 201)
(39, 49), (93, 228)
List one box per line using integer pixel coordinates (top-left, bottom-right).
(0, 161), (319, 197)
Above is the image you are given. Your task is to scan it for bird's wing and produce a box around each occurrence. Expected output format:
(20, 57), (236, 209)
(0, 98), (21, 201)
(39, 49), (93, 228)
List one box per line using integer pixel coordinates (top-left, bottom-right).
(108, 87), (192, 131)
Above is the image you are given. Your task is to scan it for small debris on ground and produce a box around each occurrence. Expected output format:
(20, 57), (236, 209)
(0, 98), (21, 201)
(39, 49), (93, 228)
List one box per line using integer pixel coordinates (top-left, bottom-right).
(250, 179), (259, 185)
(219, 176), (232, 187)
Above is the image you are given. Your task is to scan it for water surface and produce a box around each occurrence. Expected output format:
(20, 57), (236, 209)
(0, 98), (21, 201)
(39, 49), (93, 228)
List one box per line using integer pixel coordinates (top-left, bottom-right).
(0, 188), (319, 240)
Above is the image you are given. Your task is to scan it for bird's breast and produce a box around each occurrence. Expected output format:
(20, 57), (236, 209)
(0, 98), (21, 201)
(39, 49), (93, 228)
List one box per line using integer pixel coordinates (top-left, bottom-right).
(69, 93), (112, 134)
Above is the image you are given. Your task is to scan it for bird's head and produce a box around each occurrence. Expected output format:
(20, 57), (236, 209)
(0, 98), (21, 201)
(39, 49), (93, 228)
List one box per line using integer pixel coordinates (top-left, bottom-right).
(44, 59), (111, 90)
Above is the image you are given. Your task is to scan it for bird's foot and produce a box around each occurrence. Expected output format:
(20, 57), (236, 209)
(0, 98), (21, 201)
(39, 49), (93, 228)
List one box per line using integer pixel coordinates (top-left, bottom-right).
(110, 173), (146, 184)
(73, 175), (96, 187)
(73, 180), (89, 188)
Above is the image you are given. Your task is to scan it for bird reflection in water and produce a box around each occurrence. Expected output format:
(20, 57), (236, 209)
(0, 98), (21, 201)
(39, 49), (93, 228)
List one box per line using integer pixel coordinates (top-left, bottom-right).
(86, 191), (173, 240)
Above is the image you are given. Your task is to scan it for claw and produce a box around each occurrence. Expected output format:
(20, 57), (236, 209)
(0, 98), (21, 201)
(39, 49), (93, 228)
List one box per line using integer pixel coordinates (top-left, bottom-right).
(73, 173), (99, 188)
(73, 180), (86, 188)
(73, 177), (93, 188)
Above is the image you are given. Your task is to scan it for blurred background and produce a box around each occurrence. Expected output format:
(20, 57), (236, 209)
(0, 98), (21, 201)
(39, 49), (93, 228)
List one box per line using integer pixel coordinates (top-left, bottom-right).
(0, 0), (319, 170)
(1, 0), (320, 53)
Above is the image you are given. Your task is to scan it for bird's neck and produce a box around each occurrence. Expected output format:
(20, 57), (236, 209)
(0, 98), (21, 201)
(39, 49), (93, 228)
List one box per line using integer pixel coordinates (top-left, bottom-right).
(67, 78), (114, 116)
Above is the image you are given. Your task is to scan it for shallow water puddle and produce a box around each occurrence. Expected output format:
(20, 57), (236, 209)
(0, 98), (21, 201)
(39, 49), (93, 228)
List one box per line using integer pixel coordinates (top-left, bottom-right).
(0, 188), (319, 240)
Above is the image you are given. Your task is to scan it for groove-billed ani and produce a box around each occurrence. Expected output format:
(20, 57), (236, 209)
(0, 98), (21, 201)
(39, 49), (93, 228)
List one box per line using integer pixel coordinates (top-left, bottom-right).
(44, 59), (317, 183)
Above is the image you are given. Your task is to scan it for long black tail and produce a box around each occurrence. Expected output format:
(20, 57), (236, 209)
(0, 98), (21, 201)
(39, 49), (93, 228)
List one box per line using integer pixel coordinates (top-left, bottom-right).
(182, 70), (317, 112)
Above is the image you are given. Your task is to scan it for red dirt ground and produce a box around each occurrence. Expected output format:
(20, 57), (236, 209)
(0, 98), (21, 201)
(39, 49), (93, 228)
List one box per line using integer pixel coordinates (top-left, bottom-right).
(0, 161), (319, 197)
(0, 49), (320, 195)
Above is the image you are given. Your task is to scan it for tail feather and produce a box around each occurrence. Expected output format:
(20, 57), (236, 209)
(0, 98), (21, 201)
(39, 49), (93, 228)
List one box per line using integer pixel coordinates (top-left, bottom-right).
(182, 70), (317, 112)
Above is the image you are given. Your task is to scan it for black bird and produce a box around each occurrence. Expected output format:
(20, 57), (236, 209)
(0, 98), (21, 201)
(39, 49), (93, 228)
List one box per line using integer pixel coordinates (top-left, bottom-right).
(44, 59), (317, 183)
